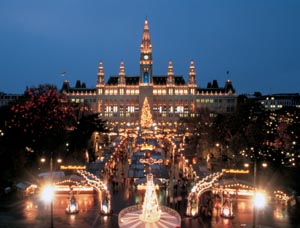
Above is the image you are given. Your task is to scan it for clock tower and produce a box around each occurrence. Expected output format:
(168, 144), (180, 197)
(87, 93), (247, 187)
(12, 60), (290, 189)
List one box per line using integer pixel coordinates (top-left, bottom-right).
(140, 19), (153, 85)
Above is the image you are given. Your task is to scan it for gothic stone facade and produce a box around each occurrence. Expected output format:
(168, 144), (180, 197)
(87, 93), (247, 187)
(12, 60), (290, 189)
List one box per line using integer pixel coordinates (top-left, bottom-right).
(61, 19), (237, 127)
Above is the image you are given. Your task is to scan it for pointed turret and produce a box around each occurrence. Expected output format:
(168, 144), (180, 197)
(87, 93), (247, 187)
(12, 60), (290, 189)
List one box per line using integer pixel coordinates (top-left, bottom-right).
(97, 61), (105, 87)
(140, 18), (153, 85)
(188, 60), (196, 86)
(167, 61), (175, 85)
(224, 80), (235, 94)
(140, 18), (152, 54)
(118, 61), (126, 85)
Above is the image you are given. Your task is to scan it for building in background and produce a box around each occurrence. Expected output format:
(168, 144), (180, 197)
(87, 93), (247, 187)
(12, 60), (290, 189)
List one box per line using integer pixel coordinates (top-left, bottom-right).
(256, 93), (300, 110)
(0, 92), (21, 107)
(61, 19), (238, 129)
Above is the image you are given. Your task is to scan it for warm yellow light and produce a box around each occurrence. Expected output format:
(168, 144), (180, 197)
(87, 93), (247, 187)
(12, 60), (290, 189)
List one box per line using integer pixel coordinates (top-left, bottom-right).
(102, 204), (108, 214)
(222, 169), (249, 174)
(41, 158), (46, 163)
(41, 185), (54, 202)
(222, 206), (231, 217)
(254, 192), (266, 208)
(60, 165), (86, 170)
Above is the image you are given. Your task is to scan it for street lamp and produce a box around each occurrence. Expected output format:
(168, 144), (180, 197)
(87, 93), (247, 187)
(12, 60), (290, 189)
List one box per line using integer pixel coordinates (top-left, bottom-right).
(41, 184), (55, 228)
(245, 158), (267, 228)
(40, 153), (62, 228)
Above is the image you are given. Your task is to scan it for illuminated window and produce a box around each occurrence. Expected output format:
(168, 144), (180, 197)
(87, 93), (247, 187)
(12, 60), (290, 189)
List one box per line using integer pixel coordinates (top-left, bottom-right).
(127, 106), (135, 112)
(176, 106), (184, 113)
(184, 105), (189, 112)
(143, 72), (149, 84)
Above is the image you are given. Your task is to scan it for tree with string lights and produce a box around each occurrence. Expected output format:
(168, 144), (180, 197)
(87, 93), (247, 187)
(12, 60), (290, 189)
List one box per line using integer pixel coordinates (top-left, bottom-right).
(140, 97), (153, 128)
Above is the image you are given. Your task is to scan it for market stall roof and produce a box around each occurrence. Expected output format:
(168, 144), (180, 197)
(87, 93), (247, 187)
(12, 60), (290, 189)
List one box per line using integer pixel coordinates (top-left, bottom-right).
(16, 181), (34, 190)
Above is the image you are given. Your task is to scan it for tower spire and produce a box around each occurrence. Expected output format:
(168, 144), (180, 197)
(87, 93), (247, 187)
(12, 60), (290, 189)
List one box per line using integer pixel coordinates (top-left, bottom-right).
(188, 60), (196, 86)
(167, 61), (175, 85)
(140, 18), (152, 54)
(118, 61), (126, 85)
(97, 61), (105, 86)
(140, 18), (153, 85)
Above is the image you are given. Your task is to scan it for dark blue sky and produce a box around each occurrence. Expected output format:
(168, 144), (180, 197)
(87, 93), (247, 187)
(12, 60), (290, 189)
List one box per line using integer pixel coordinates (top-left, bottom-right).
(1, 0), (299, 94)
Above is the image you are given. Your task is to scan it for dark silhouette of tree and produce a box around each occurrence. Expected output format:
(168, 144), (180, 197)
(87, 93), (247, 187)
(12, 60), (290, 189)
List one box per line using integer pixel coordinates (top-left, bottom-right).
(69, 113), (107, 162)
(180, 108), (214, 158)
(211, 95), (266, 164)
(0, 84), (76, 175)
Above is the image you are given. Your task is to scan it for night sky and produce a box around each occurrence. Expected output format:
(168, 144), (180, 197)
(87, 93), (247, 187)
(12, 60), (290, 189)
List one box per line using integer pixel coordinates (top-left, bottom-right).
(1, 0), (299, 94)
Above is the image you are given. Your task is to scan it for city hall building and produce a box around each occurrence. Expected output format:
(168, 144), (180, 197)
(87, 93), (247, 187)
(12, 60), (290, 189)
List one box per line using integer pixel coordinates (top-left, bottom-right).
(61, 19), (237, 128)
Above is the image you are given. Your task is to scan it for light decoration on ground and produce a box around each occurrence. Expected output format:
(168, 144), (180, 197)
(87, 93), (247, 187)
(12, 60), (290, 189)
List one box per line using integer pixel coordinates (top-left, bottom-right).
(139, 173), (161, 223)
(222, 206), (231, 217)
(186, 172), (223, 217)
(139, 157), (163, 223)
(118, 136), (181, 227)
(77, 170), (111, 215)
(274, 190), (291, 204)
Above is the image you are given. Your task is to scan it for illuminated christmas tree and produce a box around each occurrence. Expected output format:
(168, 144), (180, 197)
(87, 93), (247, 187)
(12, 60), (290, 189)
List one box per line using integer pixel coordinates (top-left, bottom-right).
(139, 173), (161, 223)
(140, 97), (153, 128)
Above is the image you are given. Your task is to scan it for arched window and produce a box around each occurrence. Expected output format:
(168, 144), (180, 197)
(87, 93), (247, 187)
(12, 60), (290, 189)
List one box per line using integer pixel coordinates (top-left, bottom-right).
(143, 72), (149, 84)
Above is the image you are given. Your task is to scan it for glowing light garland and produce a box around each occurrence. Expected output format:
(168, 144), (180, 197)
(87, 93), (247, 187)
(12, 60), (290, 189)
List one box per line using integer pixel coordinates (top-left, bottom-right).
(77, 170), (111, 214)
(139, 173), (161, 223)
(186, 172), (223, 217)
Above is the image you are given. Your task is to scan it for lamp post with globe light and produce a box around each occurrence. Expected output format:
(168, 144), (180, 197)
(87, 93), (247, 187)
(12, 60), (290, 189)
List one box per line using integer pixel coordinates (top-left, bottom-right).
(41, 184), (55, 228)
(40, 152), (62, 228)
(244, 153), (267, 228)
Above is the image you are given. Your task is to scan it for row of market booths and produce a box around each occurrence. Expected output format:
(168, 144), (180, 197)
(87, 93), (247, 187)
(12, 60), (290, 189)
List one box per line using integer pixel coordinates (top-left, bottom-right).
(129, 136), (169, 190)
(129, 151), (169, 189)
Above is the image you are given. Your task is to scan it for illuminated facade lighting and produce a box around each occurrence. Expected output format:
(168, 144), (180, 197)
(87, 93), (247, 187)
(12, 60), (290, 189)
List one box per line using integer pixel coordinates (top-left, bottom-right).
(61, 19), (237, 127)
